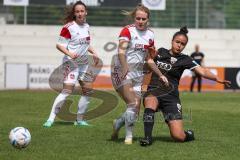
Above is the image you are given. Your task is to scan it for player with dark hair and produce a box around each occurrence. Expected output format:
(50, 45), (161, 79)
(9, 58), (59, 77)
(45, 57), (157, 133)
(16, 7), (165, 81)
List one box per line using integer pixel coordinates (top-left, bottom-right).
(43, 1), (99, 127)
(139, 26), (231, 146)
(110, 4), (168, 144)
(190, 44), (205, 92)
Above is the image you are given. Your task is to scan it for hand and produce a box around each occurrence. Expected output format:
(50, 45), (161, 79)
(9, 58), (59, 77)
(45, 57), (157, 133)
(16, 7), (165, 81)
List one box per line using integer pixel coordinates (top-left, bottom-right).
(148, 46), (157, 58)
(216, 78), (231, 87)
(159, 75), (169, 86)
(70, 53), (79, 59)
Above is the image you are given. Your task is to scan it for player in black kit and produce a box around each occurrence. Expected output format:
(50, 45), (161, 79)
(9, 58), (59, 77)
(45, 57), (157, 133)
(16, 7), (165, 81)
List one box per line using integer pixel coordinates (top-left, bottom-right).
(139, 26), (231, 146)
(190, 44), (205, 92)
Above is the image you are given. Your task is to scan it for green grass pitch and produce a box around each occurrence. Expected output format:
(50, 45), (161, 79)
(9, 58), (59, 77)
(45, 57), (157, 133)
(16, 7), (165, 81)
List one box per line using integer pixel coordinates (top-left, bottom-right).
(0, 90), (240, 160)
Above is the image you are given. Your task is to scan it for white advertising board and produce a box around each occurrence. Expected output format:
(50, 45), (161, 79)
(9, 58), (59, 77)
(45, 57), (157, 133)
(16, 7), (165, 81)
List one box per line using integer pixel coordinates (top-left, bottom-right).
(28, 64), (56, 89)
(142, 0), (166, 10)
(3, 0), (29, 6)
(5, 63), (28, 89)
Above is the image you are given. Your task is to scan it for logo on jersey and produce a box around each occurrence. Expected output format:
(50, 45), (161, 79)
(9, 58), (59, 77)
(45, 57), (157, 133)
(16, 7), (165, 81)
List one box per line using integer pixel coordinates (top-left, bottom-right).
(79, 36), (90, 45)
(170, 57), (177, 64)
(149, 39), (154, 46)
(134, 43), (146, 52)
(156, 61), (172, 71)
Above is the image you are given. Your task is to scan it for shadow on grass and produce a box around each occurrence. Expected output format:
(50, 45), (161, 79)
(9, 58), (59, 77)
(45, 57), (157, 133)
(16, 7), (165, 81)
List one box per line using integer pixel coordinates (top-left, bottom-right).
(153, 136), (174, 142)
(107, 136), (174, 144)
(54, 121), (74, 126)
(53, 121), (96, 128)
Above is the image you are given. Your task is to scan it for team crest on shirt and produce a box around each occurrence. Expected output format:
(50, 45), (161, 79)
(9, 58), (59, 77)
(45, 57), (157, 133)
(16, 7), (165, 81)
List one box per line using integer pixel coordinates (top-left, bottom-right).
(170, 57), (177, 64)
(149, 39), (153, 45)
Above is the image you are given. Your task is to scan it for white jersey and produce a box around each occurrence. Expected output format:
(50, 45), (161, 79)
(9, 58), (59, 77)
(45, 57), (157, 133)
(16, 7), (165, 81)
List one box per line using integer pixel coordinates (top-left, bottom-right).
(57, 21), (90, 64)
(114, 24), (155, 78)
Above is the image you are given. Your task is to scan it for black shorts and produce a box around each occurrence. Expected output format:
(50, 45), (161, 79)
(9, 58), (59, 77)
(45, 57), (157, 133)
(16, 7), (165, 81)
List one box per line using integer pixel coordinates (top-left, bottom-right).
(156, 94), (182, 123)
(144, 85), (183, 123)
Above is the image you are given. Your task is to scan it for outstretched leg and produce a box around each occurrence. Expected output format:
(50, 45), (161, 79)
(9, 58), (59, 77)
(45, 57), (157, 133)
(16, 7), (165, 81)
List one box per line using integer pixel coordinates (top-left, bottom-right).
(111, 82), (140, 144)
(43, 84), (74, 128)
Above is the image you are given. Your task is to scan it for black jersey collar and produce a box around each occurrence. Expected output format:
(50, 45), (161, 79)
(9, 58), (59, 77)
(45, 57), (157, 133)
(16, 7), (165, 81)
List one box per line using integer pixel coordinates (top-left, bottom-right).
(168, 49), (183, 57)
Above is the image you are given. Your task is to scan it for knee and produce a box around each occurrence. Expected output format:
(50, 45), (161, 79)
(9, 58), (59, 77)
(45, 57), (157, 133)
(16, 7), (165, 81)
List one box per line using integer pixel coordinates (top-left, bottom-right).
(170, 130), (195, 142)
(170, 132), (186, 142)
(144, 96), (158, 111)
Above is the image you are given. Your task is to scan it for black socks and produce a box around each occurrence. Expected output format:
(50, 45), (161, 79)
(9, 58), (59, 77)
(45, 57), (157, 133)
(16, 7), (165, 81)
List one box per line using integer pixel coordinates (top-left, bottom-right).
(143, 108), (155, 139)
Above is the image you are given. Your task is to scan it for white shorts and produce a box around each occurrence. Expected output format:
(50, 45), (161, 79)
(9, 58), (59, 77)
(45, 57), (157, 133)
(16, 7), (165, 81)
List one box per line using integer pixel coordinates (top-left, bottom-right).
(111, 66), (144, 96)
(63, 60), (94, 84)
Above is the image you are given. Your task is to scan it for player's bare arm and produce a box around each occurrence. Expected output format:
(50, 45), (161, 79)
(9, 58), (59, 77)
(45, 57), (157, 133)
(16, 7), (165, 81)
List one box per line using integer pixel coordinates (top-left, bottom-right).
(56, 44), (78, 59)
(146, 57), (169, 86)
(194, 66), (231, 87)
(148, 46), (157, 58)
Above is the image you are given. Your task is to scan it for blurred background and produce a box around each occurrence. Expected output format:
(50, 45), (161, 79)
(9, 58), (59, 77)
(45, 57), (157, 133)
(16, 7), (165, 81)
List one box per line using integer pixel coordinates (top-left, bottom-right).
(1, 0), (239, 28)
(0, 0), (240, 91)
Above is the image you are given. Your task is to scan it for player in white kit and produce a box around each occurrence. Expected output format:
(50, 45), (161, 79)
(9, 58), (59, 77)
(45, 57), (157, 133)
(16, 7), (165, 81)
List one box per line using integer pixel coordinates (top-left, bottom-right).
(43, 1), (99, 128)
(111, 4), (168, 144)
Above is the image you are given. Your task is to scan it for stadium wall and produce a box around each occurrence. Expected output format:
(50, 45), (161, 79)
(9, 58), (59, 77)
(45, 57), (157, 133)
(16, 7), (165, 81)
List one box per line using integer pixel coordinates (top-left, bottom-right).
(0, 25), (240, 90)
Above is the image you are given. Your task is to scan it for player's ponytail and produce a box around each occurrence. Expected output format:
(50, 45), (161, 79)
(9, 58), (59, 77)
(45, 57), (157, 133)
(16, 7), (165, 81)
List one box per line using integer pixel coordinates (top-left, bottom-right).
(180, 26), (188, 34)
(172, 26), (189, 42)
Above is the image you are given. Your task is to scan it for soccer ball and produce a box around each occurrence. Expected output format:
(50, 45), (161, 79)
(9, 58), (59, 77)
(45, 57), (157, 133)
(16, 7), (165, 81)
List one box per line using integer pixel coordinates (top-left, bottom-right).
(9, 127), (31, 149)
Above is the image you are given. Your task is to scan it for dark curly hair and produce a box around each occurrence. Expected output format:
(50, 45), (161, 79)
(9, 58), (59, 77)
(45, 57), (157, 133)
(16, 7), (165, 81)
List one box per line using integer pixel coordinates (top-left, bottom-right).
(172, 26), (189, 42)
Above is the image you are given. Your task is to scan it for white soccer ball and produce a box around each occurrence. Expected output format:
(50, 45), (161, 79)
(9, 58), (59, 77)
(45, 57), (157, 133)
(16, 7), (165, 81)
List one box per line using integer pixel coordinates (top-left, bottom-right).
(9, 127), (31, 149)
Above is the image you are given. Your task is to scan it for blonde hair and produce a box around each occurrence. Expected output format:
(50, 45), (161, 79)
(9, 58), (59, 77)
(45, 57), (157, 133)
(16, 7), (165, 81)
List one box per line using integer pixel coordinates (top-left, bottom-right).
(122, 3), (150, 19)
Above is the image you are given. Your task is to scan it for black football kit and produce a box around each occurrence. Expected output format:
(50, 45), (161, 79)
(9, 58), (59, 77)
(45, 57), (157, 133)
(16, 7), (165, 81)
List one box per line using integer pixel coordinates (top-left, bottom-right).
(147, 47), (199, 122)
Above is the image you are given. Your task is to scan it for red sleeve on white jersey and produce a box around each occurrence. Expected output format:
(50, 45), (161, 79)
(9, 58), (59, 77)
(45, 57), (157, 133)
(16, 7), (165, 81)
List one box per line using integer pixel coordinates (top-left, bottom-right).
(119, 27), (131, 41)
(60, 27), (71, 39)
